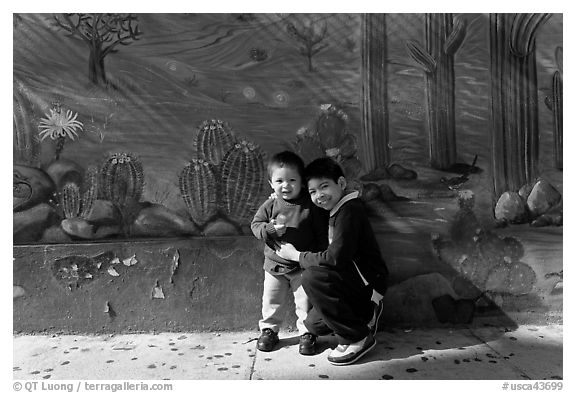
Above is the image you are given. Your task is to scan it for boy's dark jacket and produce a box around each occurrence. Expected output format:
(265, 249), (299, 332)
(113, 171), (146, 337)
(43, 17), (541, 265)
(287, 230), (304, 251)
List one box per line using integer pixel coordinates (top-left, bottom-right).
(299, 191), (389, 295)
(251, 193), (329, 275)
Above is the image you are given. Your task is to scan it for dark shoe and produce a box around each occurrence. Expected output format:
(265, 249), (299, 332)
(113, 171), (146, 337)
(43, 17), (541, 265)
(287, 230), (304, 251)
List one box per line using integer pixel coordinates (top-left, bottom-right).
(257, 328), (279, 352)
(299, 333), (317, 356)
(327, 332), (377, 366)
(368, 300), (384, 335)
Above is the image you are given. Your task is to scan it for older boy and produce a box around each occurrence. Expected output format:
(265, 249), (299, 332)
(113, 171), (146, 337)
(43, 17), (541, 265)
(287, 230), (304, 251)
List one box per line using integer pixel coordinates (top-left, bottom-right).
(276, 157), (388, 365)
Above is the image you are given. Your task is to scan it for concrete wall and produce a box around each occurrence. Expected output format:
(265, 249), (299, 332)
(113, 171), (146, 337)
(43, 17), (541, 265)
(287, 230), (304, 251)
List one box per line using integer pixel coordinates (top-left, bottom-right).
(13, 237), (268, 333)
(14, 230), (561, 334)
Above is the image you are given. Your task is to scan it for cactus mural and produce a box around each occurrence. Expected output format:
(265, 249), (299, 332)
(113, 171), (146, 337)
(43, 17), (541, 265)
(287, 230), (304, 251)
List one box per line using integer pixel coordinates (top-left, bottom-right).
(489, 13), (551, 197)
(60, 182), (82, 219)
(80, 166), (98, 219)
(58, 171), (98, 220)
(179, 120), (266, 230)
(360, 13), (390, 172)
(293, 104), (362, 179)
(545, 46), (563, 170)
(13, 82), (40, 167)
(100, 152), (144, 208)
(220, 140), (266, 225)
(179, 158), (219, 227)
(195, 119), (236, 166)
(407, 14), (467, 170)
(293, 131), (325, 165)
(12, 14), (563, 331)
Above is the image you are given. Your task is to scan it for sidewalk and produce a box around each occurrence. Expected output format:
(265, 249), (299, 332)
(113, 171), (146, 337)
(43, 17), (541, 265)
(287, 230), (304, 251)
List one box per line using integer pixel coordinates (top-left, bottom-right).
(13, 324), (562, 380)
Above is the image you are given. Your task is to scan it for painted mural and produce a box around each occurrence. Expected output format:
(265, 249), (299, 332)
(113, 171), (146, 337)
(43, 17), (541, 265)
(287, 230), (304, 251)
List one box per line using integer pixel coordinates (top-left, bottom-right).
(13, 13), (562, 326)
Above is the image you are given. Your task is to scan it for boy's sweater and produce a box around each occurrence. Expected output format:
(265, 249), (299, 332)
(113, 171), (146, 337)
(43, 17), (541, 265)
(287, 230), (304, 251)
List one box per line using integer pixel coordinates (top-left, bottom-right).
(298, 191), (389, 295)
(251, 194), (328, 275)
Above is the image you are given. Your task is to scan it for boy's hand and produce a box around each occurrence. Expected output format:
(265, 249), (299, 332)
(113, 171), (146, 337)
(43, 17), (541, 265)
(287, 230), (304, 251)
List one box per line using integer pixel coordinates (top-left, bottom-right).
(273, 222), (286, 236)
(275, 242), (300, 262)
(272, 214), (287, 236)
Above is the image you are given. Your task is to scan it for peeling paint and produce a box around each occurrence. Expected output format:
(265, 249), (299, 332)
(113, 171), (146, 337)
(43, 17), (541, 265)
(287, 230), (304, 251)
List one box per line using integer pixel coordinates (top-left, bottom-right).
(104, 301), (117, 318)
(170, 249), (180, 284)
(13, 285), (26, 299)
(123, 255), (138, 266)
(107, 266), (119, 277)
(152, 281), (165, 299)
(51, 253), (110, 289)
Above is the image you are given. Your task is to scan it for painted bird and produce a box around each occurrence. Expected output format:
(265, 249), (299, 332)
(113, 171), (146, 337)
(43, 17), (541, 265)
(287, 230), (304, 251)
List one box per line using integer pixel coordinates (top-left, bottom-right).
(440, 155), (478, 190)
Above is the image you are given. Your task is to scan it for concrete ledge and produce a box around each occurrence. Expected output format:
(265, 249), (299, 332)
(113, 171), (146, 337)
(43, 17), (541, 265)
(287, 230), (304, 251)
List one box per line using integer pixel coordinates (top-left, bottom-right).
(13, 237), (270, 333)
(13, 235), (552, 334)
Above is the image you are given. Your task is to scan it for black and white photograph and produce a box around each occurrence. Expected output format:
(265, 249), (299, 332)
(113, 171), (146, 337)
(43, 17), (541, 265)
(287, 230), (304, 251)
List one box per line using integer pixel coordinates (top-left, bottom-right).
(10, 6), (565, 388)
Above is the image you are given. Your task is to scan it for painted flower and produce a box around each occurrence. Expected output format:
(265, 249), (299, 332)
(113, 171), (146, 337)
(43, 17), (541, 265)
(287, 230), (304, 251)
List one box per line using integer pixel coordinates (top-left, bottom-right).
(296, 127), (308, 136)
(325, 147), (340, 158)
(38, 108), (84, 141)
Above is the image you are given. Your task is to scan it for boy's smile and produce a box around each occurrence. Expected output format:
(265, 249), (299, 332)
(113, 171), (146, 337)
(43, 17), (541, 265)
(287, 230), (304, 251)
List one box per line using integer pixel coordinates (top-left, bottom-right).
(307, 176), (347, 211)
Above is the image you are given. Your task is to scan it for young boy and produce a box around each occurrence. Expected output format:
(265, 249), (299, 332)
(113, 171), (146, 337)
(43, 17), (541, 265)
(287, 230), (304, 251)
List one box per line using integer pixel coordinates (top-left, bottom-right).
(276, 157), (388, 366)
(251, 151), (328, 356)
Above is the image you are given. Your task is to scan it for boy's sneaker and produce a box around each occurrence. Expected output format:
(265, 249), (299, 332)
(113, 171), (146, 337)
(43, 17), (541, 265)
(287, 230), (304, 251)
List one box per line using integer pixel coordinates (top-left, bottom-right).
(327, 332), (377, 366)
(368, 300), (384, 335)
(299, 333), (317, 356)
(257, 328), (279, 352)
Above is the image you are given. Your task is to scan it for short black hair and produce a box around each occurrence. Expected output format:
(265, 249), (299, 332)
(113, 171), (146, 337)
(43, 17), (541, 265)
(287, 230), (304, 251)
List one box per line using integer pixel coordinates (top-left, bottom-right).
(267, 150), (306, 180)
(304, 157), (344, 183)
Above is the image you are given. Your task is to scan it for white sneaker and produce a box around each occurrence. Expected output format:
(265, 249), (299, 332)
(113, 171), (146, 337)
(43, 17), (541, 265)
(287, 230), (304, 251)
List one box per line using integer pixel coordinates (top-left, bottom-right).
(327, 332), (377, 366)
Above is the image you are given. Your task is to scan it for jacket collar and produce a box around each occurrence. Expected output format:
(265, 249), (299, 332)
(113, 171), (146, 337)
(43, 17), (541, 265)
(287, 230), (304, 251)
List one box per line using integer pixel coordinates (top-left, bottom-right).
(330, 190), (359, 217)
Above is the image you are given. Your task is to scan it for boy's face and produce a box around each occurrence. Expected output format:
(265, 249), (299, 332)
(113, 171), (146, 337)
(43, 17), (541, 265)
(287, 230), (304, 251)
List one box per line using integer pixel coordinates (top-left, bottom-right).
(269, 165), (302, 201)
(307, 176), (346, 211)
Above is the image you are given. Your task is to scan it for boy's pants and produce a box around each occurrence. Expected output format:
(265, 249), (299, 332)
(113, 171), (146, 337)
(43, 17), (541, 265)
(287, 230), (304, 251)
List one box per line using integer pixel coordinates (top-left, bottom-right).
(259, 270), (310, 335)
(301, 265), (373, 344)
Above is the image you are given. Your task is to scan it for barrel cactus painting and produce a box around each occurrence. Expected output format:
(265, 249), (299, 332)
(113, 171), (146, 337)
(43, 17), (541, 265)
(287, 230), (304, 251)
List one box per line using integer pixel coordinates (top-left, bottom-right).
(178, 119), (267, 231)
(179, 158), (219, 227)
(220, 139), (266, 225)
(100, 152), (144, 208)
(57, 165), (98, 220)
(195, 119), (236, 166)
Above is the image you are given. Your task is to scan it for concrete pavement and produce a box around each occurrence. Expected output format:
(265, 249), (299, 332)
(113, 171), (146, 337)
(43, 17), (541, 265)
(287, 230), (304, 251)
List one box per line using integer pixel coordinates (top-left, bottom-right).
(13, 324), (562, 381)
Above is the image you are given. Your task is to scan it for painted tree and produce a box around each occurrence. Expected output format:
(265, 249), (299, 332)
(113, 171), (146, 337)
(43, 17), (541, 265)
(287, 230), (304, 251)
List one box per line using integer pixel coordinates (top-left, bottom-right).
(407, 13), (467, 170)
(360, 13), (390, 172)
(53, 13), (142, 85)
(489, 13), (551, 197)
(286, 17), (329, 72)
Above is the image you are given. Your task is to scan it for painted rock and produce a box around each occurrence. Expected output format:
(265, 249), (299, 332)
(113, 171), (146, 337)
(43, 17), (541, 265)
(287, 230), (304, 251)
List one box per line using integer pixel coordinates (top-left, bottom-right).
(131, 203), (200, 237)
(13, 165), (56, 212)
(526, 179), (562, 217)
(44, 158), (84, 189)
(14, 203), (58, 243)
(494, 191), (527, 223)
